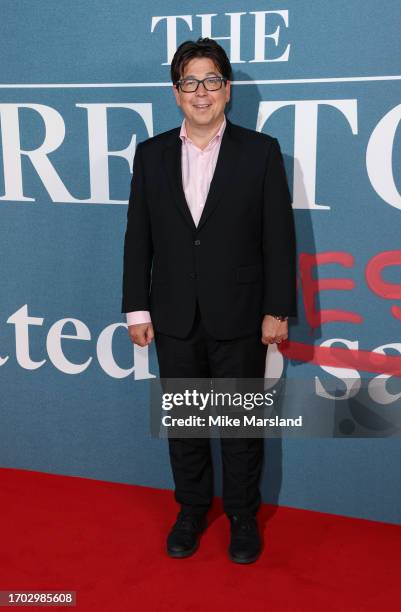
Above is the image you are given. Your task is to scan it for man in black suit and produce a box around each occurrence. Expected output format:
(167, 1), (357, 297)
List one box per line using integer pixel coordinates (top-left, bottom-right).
(122, 38), (296, 564)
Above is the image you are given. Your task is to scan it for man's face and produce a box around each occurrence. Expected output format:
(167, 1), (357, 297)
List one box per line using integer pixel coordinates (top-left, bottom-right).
(173, 57), (230, 131)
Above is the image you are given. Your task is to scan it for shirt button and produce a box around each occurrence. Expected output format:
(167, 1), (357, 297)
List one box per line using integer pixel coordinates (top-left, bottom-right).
(194, 239), (201, 246)
(189, 272), (197, 279)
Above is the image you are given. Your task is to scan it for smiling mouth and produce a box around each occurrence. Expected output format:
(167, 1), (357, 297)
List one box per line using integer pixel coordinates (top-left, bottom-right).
(193, 104), (211, 109)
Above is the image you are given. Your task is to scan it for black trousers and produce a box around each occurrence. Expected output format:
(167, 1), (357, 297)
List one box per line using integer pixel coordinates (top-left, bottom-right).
(154, 302), (267, 518)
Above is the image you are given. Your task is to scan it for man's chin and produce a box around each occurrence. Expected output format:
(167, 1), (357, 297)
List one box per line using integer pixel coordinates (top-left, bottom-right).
(188, 114), (218, 128)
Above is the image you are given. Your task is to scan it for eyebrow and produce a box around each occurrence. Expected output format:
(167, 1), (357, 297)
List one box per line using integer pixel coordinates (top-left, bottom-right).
(182, 72), (220, 79)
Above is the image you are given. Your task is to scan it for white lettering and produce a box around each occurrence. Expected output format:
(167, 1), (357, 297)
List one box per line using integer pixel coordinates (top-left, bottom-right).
(315, 338), (361, 399)
(0, 104), (78, 203)
(7, 304), (46, 370)
(368, 343), (401, 404)
(46, 318), (92, 374)
(366, 103), (401, 211)
(249, 10), (290, 63)
(151, 15), (193, 65)
(197, 12), (246, 63)
(76, 103), (153, 204)
(257, 99), (358, 210)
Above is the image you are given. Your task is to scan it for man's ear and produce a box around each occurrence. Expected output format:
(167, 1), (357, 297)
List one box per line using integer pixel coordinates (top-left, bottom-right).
(225, 80), (231, 104)
(172, 85), (181, 108)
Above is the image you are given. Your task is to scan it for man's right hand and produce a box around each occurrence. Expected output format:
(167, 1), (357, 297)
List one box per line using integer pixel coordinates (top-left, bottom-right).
(128, 323), (154, 347)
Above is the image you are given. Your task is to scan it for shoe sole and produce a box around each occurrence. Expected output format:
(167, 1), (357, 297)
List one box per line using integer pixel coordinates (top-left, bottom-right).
(166, 523), (207, 559)
(228, 551), (261, 564)
(167, 539), (200, 559)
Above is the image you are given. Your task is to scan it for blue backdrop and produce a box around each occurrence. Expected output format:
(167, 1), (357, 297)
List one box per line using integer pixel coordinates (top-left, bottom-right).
(0, 0), (400, 524)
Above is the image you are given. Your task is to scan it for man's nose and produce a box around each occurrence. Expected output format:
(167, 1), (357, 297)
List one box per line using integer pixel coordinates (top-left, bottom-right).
(195, 82), (208, 94)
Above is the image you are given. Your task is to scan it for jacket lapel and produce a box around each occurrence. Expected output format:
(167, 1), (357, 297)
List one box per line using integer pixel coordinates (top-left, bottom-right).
(163, 133), (197, 232)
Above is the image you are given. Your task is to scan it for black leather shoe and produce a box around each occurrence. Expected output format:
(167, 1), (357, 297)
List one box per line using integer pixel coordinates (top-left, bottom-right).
(166, 511), (207, 558)
(228, 514), (262, 564)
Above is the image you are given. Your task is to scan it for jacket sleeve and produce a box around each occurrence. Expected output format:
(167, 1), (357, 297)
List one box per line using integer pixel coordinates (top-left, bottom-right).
(262, 138), (297, 317)
(121, 143), (153, 313)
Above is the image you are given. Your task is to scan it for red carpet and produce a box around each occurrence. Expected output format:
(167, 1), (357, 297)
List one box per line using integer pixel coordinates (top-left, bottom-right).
(0, 467), (399, 611)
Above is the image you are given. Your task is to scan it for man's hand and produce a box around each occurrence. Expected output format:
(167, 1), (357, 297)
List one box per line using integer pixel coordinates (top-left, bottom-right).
(261, 315), (288, 345)
(128, 322), (154, 347)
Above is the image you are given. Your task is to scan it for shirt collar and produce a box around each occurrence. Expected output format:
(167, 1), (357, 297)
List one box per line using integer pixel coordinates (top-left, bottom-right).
(180, 116), (226, 149)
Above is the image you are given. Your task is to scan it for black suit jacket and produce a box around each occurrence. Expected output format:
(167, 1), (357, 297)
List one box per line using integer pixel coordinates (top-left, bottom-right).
(122, 119), (296, 340)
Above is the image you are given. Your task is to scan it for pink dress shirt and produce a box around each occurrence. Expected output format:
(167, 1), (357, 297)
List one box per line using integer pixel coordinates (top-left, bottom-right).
(126, 117), (226, 327)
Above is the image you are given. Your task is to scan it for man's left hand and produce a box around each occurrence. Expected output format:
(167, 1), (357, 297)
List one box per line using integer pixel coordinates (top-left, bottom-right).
(261, 315), (288, 345)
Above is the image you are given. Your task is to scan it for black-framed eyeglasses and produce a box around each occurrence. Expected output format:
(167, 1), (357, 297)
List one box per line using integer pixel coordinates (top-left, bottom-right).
(175, 76), (227, 93)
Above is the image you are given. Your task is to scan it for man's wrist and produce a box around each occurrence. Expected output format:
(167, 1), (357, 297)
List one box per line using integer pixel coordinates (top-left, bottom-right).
(126, 311), (152, 326)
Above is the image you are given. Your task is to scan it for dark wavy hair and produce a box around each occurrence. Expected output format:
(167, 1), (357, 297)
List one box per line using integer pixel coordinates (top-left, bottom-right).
(170, 38), (232, 85)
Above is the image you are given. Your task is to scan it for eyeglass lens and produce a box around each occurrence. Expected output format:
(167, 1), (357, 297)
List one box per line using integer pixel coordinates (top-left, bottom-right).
(180, 77), (223, 92)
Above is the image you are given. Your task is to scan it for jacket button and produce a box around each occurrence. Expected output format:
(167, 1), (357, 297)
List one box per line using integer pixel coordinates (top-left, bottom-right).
(194, 239), (201, 246)
(189, 272), (196, 279)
